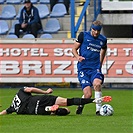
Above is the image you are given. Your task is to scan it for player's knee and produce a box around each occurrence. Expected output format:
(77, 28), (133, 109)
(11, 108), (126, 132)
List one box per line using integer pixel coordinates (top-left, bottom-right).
(84, 93), (92, 98)
(83, 88), (92, 98)
(55, 108), (70, 116)
(93, 82), (101, 91)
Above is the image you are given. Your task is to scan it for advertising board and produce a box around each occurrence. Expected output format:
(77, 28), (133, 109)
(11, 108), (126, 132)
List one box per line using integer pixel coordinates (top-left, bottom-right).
(0, 39), (132, 83)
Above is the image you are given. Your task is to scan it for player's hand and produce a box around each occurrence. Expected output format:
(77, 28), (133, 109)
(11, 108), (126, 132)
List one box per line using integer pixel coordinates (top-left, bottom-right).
(46, 88), (53, 94)
(77, 56), (85, 62)
(21, 23), (27, 28)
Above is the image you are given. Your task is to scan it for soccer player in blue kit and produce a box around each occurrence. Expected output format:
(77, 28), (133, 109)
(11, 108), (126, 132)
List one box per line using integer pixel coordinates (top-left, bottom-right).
(72, 20), (107, 115)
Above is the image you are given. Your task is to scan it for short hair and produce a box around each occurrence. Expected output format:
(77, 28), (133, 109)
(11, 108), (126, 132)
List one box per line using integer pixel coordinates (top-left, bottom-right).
(92, 20), (103, 26)
(55, 108), (70, 116)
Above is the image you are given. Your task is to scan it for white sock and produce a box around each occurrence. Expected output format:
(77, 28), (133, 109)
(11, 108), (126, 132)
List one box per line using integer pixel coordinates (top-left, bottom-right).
(79, 95), (84, 107)
(82, 95), (84, 98)
(95, 91), (102, 112)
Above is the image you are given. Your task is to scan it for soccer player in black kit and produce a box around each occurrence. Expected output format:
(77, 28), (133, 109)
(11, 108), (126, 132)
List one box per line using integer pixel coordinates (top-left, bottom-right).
(0, 87), (112, 116)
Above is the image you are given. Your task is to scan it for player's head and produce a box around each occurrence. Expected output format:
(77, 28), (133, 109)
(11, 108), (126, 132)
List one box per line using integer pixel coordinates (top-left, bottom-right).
(55, 108), (70, 116)
(91, 20), (103, 38)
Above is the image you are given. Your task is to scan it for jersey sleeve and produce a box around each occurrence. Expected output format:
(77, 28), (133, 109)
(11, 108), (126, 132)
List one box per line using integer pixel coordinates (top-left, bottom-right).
(101, 39), (107, 49)
(6, 106), (16, 114)
(76, 32), (84, 44)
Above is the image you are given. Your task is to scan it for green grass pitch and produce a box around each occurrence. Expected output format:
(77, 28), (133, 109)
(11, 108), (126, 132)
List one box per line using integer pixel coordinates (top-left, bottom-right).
(0, 88), (132, 133)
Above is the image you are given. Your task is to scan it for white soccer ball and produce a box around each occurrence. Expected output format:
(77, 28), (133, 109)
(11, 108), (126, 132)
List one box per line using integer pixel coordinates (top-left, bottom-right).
(100, 104), (114, 116)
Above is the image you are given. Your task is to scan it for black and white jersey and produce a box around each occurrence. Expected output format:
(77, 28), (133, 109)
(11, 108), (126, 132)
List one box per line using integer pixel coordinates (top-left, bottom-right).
(6, 88), (31, 114)
(6, 88), (58, 115)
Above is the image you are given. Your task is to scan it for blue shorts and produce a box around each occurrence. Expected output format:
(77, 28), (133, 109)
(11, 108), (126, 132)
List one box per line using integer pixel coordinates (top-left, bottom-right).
(78, 69), (104, 90)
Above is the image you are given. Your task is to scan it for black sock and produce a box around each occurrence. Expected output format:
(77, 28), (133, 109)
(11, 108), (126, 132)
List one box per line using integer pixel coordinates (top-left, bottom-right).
(67, 98), (94, 106)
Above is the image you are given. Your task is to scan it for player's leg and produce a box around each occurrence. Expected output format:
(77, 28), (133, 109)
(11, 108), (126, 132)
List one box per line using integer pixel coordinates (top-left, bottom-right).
(93, 96), (112, 103)
(76, 86), (92, 114)
(93, 78), (103, 115)
(44, 96), (70, 116)
(45, 96), (112, 113)
(45, 96), (94, 113)
(45, 97), (69, 113)
(91, 70), (105, 115)
(76, 71), (92, 114)
(54, 96), (94, 106)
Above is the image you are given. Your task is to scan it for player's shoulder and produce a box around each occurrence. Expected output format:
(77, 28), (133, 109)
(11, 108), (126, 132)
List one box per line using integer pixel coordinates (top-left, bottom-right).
(19, 87), (29, 93)
(78, 31), (91, 35)
(78, 31), (84, 36)
(99, 34), (107, 41)
(18, 88), (25, 93)
(18, 87), (31, 96)
(84, 31), (91, 35)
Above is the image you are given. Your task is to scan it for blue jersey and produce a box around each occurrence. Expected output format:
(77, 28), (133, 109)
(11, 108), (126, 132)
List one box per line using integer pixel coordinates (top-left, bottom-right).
(76, 31), (107, 71)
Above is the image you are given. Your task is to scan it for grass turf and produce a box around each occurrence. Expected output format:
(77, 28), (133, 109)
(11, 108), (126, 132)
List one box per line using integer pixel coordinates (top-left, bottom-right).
(0, 88), (132, 133)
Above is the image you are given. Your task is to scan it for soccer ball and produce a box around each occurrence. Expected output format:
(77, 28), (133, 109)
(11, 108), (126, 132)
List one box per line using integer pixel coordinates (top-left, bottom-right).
(100, 104), (114, 116)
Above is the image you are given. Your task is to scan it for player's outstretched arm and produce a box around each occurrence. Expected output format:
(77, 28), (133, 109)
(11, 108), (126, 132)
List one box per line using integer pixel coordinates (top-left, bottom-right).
(24, 87), (53, 94)
(0, 110), (7, 115)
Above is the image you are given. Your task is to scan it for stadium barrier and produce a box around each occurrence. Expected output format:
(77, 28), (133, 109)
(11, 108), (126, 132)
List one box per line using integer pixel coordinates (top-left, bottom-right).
(0, 38), (133, 84)
(102, 0), (133, 11)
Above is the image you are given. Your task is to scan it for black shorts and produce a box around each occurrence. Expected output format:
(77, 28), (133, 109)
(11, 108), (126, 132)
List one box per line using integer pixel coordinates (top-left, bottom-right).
(27, 95), (58, 115)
